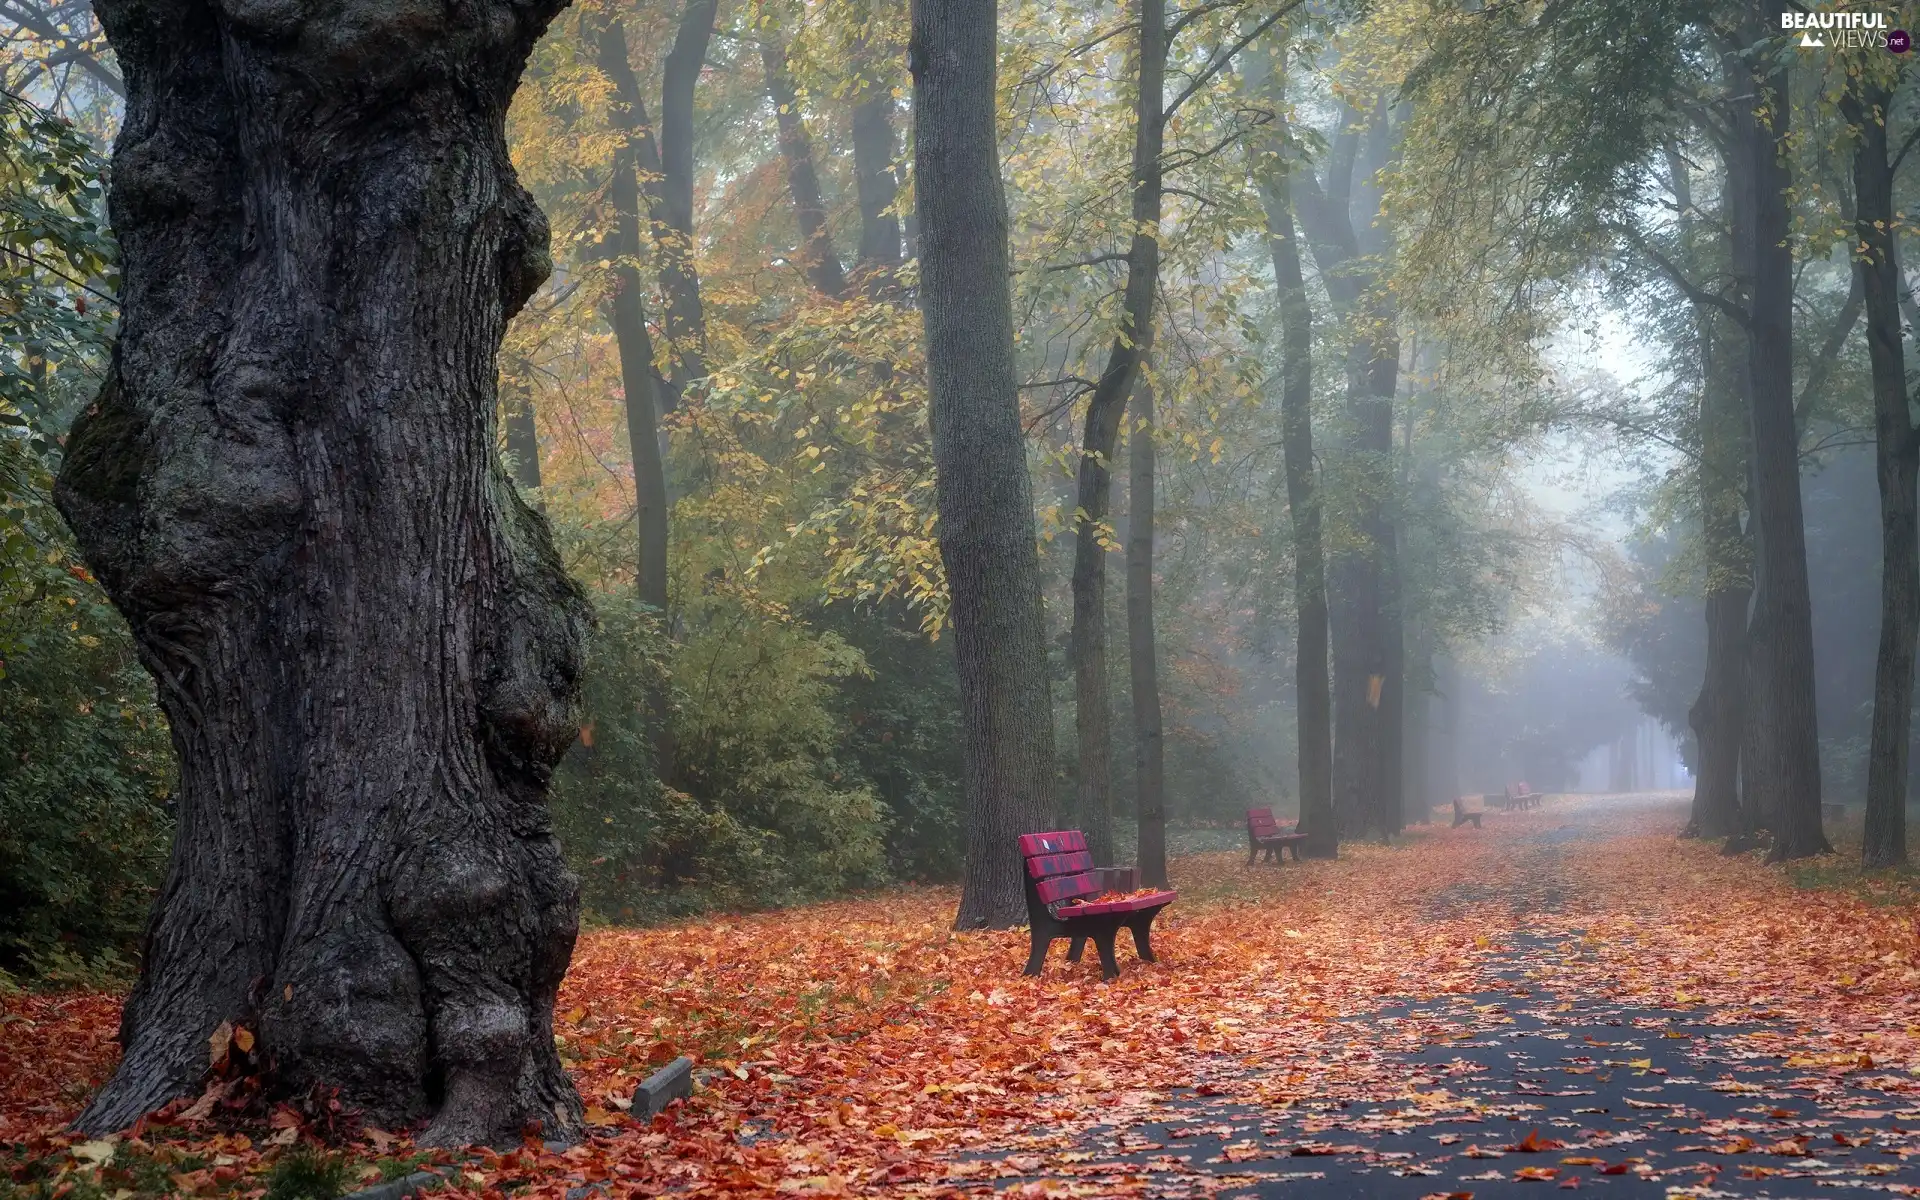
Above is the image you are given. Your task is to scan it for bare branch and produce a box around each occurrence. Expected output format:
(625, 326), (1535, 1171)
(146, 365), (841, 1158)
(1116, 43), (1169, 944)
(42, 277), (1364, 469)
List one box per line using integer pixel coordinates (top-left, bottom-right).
(1040, 252), (1131, 272)
(1160, 0), (1304, 126)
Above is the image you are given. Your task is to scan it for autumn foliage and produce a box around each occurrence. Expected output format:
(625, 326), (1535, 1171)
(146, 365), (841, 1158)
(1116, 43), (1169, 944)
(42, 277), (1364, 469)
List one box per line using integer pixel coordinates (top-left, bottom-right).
(5, 799), (1917, 1197)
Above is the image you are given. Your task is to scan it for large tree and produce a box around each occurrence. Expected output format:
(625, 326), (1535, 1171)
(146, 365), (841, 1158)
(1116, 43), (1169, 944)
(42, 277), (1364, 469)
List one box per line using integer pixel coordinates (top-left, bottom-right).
(1292, 98), (1403, 843)
(1252, 90), (1336, 858)
(1844, 69), (1914, 869)
(1730, 15), (1826, 859)
(911, 0), (1058, 927)
(56, 0), (589, 1144)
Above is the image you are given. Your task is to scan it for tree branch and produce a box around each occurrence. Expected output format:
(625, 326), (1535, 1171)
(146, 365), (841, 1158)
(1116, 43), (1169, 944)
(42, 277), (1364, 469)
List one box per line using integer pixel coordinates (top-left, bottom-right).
(1794, 268), (1862, 427)
(1160, 0), (1303, 125)
(1041, 252), (1131, 272)
(1611, 223), (1749, 328)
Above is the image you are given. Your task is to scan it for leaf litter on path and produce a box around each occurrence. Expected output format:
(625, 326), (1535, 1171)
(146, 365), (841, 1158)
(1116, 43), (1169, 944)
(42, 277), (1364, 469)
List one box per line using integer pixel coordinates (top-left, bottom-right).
(3, 795), (1918, 1197)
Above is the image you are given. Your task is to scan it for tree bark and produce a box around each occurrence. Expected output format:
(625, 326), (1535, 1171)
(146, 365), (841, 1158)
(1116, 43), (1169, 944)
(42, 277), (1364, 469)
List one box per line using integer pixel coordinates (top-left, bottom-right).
(1068, 0), (1164, 865)
(1253, 114), (1335, 858)
(56, 0), (588, 1144)
(654, 0), (717, 400)
(910, 0), (1058, 928)
(1734, 27), (1826, 859)
(1846, 80), (1915, 869)
(1127, 371), (1167, 887)
(765, 40), (849, 299)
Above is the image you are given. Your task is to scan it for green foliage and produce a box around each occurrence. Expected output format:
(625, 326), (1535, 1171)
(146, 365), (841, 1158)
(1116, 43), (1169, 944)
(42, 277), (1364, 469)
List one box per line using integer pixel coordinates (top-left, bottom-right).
(0, 90), (116, 455)
(0, 92), (170, 980)
(819, 603), (965, 882)
(0, 434), (173, 977)
(262, 1146), (353, 1200)
(551, 588), (890, 920)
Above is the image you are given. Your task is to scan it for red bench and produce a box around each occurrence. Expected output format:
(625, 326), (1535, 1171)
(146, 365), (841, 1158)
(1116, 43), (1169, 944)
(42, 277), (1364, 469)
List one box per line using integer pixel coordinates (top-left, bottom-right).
(1506, 782), (1542, 810)
(1020, 830), (1176, 981)
(1246, 806), (1307, 864)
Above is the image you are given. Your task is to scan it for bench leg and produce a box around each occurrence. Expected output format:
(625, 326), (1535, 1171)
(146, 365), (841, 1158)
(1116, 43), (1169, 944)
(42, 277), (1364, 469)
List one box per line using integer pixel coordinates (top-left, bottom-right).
(1452, 813), (1465, 828)
(1247, 842), (1258, 866)
(1023, 932), (1051, 977)
(1471, 814), (1481, 828)
(1264, 844), (1278, 863)
(1092, 928), (1121, 981)
(1066, 934), (1087, 963)
(1288, 841), (1302, 862)
(1126, 914), (1156, 963)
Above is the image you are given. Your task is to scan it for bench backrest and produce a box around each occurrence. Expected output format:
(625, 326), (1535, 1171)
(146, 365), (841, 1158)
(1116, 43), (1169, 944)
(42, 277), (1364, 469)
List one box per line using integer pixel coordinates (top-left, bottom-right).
(1455, 794), (1485, 814)
(1246, 806), (1288, 840)
(1019, 830), (1102, 910)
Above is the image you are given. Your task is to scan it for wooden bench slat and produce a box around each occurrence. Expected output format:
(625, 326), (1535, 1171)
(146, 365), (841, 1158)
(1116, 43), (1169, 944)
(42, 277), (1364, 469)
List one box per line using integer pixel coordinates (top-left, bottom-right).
(1035, 871), (1102, 905)
(1025, 850), (1094, 880)
(1058, 889), (1176, 918)
(1019, 830), (1089, 858)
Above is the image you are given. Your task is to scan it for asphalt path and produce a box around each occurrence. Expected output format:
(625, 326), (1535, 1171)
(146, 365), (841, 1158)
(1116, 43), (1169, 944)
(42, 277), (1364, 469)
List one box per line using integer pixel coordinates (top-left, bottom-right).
(963, 811), (1920, 1198)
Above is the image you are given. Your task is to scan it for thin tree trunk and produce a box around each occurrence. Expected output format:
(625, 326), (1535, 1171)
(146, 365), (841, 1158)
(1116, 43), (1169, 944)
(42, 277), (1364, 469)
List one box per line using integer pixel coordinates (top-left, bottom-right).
(1252, 102), (1335, 857)
(764, 41), (849, 299)
(594, 18), (672, 618)
(56, 0), (588, 1143)
(1356, 101), (1404, 842)
(1127, 371), (1167, 886)
(1847, 80), (1915, 869)
(1435, 654), (1460, 808)
(595, 15), (675, 776)
(1069, 0), (1164, 864)
(910, 0), (1058, 928)
(504, 381), (544, 492)
(1403, 626), (1430, 822)
(851, 80), (904, 289)
(654, 0), (717, 400)
(1736, 27), (1826, 859)
(1673, 142), (1749, 842)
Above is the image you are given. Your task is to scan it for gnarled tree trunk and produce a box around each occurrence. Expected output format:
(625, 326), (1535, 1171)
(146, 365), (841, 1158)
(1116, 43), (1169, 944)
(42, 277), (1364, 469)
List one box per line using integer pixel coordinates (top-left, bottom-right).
(57, 0), (587, 1144)
(911, 0), (1057, 928)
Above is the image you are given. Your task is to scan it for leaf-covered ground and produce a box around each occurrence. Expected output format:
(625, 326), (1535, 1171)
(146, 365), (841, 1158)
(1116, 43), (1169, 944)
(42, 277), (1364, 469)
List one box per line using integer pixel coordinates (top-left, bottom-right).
(4, 794), (1918, 1198)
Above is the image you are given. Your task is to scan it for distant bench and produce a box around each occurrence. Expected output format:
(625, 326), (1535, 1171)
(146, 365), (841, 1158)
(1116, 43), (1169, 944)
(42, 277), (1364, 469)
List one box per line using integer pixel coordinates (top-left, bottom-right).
(1246, 806), (1307, 864)
(1503, 782), (1542, 810)
(1020, 830), (1176, 981)
(1452, 795), (1485, 828)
